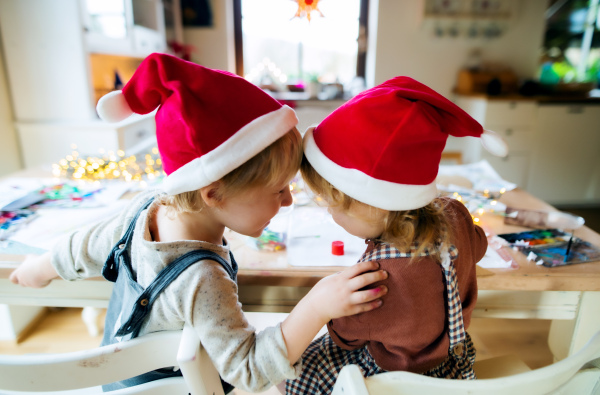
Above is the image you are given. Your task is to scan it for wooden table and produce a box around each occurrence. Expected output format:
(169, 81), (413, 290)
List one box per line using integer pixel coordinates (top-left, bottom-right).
(1, 184), (599, 360)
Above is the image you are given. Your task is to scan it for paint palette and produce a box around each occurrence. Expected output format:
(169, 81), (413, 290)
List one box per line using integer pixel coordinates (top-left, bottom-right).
(522, 240), (600, 268)
(498, 229), (600, 268)
(0, 209), (38, 241)
(498, 228), (570, 246)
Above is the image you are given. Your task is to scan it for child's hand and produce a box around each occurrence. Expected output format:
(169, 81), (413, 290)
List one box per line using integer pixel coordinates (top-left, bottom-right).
(310, 260), (388, 322)
(9, 252), (58, 288)
(281, 260), (387, 364)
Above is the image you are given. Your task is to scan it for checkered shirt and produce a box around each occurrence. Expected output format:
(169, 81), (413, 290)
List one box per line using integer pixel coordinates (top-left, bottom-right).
(285, 242), (476, 394)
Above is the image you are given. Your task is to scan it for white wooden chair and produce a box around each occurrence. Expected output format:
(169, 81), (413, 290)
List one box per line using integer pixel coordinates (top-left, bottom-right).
(0, 325), (225, 395)
(331, 330), (600, 395)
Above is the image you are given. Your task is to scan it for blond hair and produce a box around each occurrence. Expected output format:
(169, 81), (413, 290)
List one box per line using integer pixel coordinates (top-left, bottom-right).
(157, 127), (302, 213)
(300, 155), (451, 261)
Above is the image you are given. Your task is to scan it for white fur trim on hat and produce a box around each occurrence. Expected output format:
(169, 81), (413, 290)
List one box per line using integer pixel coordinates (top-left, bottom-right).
(481, 129), (509, 157)
(96, 91), (134, 122)
(163, 105), (298, 195)
(303, 128), (438, 211)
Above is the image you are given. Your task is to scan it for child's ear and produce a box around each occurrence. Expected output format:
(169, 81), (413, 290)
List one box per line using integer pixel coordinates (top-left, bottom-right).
(199, 182), (223, 208)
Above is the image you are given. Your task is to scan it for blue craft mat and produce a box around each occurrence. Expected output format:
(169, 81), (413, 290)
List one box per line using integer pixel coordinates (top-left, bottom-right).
(0, 240), (47, 255)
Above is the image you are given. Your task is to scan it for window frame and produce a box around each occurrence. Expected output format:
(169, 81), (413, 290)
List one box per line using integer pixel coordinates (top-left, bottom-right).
(232, 0), (369, 80)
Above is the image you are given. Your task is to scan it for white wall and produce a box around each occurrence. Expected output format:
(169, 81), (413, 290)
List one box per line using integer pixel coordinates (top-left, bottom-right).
(368, 0), (548, 97)
(183, 0), (235, 72)
(0, 42), (22, 176)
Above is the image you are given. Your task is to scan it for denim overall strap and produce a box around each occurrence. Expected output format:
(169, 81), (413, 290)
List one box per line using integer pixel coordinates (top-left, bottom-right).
(103, 197), (155, 283)
(115, 249), (238, 338)
(100, 197), (237, 393)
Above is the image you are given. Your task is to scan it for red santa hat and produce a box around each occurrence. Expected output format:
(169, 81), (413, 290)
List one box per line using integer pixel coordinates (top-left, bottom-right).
(96, 53), (298, 195)
(303, 76), (508, 211)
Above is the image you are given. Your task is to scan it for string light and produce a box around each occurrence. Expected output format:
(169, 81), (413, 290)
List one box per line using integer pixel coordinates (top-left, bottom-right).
(444, 189), (507, 224)
(52, 146), (164, 183)
(245, 58), (288, 86)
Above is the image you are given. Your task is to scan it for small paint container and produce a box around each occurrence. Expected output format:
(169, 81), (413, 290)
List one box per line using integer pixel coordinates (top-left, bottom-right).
(331, 240), (344, 256)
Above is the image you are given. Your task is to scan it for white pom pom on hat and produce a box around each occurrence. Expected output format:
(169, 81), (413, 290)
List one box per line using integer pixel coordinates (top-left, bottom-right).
(481, 129), (509, 157)
(96, 90), (134, 122)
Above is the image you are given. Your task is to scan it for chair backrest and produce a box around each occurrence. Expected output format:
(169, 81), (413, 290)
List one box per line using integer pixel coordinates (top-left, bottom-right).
(0, 325), (225, 395)
(331, 330), (600, 395)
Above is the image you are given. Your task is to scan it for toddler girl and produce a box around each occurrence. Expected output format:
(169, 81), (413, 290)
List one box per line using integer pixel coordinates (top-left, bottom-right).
(285, 76), (508, 394)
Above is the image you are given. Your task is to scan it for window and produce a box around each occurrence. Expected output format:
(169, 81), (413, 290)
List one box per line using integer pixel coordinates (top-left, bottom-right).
(85, 0), (128, 39)
(540, 0), (600, 85)
(233, 0), (368, 96)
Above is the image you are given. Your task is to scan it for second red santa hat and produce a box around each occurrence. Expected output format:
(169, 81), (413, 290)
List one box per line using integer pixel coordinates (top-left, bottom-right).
(96, 53), (298, 195)
(303, 76), (508, 211)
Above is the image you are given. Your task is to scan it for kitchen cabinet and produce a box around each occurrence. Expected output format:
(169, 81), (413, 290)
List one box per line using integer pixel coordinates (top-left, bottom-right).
(16, 114), (156, 168)
(455, 94), (600, 205)
(82, 0), (168, 57)
(480, 100), (537, 190)
(0, 0), (177, 167)
(293, 100), (346, 135)
(527, 104), (600, 205)
(453, 96), (537, 188)
(0, 0), (171, 122)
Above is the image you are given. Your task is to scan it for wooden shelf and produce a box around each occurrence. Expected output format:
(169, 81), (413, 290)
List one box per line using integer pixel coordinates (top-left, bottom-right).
(423, 12), (511, 19)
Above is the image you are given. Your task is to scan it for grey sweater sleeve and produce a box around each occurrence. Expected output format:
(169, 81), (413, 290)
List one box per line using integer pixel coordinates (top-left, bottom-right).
(50, 191), (154, 280)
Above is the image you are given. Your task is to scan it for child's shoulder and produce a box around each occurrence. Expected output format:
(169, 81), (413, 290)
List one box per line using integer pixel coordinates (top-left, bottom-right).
(126, 189), (162, 211)
(114, 189), (162, 227)
(438, 196), (467, 213)
(438, 196), (473, 225)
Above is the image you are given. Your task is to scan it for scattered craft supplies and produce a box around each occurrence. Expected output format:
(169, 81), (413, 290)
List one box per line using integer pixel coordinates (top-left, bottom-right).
(0, 178), (132, 251)
(437, 160), (515, 219)
(0, 209), (38, 242)
(498, 229), (600, 268)
(437, 160), (517, 194)
(0, 178), (131, 210)
(253, 229), (287, 252)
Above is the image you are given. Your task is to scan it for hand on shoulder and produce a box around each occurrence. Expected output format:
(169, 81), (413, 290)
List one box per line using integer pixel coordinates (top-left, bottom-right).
(309, 260), (388, 322)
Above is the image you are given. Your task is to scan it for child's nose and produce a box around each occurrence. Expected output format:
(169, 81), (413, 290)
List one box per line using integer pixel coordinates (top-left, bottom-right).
(281, 186), (293, 207)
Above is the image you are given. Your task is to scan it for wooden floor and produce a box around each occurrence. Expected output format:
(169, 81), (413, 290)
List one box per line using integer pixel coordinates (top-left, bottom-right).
(0, 307), (554, 369)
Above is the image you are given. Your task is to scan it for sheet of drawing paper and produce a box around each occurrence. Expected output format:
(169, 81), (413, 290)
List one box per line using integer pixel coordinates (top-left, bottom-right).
(287, 206), (366, 267)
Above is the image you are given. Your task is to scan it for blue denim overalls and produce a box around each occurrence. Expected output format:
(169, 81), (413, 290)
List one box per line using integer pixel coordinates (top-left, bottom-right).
(100, 197), (237, 392)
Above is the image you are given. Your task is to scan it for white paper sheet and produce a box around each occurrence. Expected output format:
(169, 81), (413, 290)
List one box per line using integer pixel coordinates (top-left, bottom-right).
(287, 206), (366, 267)
(476, 245), (513, 269)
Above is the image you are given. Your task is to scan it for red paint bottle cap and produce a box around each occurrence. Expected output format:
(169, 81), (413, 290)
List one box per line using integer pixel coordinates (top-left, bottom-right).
(332, 241), (344, 256)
